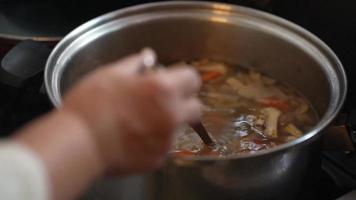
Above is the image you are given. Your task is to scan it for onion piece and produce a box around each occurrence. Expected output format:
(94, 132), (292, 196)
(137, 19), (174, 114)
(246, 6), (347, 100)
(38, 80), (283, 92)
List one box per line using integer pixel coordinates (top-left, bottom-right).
(261, 107), (281, 138)
(226, 77), (287, 100)
(194, 62), (227, 75)
(283, 123), (303, 137)
(295, 98), (309, 114)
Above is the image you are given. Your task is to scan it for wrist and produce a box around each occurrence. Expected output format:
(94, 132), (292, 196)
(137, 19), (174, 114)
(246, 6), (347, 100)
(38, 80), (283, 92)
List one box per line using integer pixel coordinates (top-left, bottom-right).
(14, 109), (106, 200)
(56, 109), (107, 174)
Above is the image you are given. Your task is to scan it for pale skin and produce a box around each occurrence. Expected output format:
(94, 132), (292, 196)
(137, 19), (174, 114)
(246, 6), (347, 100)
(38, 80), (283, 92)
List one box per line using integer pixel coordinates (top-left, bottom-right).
(13, 50), (202, 200)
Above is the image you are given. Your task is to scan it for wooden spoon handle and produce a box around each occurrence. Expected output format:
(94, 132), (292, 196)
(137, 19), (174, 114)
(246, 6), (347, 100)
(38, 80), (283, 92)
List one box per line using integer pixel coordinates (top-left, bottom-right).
(189, 121), (216, 147)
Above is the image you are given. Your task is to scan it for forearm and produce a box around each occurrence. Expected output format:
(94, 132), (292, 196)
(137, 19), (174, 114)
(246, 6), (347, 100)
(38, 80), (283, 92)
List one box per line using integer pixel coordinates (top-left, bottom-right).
(14, 109), (105, 200)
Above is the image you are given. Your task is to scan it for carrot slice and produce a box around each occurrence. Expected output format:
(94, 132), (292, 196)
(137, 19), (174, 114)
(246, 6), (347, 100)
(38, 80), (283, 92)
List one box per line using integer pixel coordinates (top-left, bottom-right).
(201, 71), (222, 81)
(253, 138), (264, 145)
(258, 97), (289, 111)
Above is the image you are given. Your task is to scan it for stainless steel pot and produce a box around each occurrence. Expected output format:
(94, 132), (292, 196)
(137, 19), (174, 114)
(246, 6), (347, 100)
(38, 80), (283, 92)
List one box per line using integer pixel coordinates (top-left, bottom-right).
(44, 1), (347, 199)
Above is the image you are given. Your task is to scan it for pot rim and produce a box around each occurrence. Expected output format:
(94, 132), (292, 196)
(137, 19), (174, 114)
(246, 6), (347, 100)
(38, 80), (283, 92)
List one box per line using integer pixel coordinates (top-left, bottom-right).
(44, 1), (347, 161)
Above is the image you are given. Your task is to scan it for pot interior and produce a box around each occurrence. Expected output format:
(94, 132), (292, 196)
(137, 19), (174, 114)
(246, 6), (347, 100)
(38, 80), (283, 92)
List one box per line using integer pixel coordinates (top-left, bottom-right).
(60, 16), (333, 115)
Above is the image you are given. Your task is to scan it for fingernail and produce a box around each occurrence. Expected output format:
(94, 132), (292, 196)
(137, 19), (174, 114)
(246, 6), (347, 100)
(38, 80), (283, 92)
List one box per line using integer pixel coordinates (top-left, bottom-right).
(141, 47), (157, 69)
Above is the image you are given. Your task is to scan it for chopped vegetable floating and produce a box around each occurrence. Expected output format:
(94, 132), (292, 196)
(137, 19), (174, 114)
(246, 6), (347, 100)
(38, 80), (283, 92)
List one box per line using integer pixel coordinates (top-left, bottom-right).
(202, 71), (222, 81)
(171, 60), (318, 157)
(261, 107), (281, 138)
(284, 123), (303, 137)
(258, 97), (289, 111)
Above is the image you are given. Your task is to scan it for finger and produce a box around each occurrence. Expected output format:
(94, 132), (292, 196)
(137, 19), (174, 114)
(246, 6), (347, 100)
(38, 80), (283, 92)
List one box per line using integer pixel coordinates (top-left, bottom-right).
(105, 48), (157, 75)
(130, 128), (173, 156)
(178, 98), (202, 123)
(155, 67), (201, 99)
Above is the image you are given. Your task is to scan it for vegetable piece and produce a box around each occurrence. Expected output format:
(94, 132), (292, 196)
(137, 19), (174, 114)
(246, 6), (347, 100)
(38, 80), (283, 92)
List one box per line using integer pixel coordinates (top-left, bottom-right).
(261, 76), (276, 85)
(226, 77), (287, 100)
(253, 138), (264, 145)
(258, 96), (289, 111)
(226, 77), (245, 90)
(295, 98), (309, 114)
(256, 118), (265, 126)
(283, 123), (303, 137)
(195, 62), (227, 75)
(170, 150), (196, 157)
(249, 71), (261, 81)
(261, 107), (281, 138)
(202, 71), (222, 81)
(198, 146), (221, 156)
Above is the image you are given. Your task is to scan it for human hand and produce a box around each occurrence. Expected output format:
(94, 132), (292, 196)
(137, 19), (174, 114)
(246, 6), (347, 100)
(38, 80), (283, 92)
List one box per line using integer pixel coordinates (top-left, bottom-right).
(63, 50), (202, 174)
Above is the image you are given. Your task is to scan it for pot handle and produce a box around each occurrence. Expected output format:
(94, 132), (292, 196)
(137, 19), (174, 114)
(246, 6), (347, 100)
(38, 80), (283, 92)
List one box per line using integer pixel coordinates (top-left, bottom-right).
(323, 111), (356, 151)
(0, 40), (51, 88)
(346, 109), (356, 145)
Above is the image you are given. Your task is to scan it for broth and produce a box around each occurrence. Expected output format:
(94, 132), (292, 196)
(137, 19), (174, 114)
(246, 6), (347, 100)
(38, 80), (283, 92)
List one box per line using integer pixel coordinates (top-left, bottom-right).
(171, 60), (319, 157)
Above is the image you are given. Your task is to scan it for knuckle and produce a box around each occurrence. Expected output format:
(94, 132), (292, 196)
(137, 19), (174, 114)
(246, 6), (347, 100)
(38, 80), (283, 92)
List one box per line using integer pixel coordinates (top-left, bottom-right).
(182, 67), (200, 81)
(143, 77), (171, 97)
(140, 77), (180, 132)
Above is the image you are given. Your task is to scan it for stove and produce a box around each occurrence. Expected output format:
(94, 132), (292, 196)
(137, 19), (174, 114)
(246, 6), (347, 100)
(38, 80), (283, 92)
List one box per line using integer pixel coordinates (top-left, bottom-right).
(1, 0), (356, 199)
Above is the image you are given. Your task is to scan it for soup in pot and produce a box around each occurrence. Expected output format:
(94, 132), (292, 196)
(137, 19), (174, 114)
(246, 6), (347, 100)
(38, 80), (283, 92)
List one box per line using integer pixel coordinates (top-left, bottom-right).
(171, 60), (318, 157)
